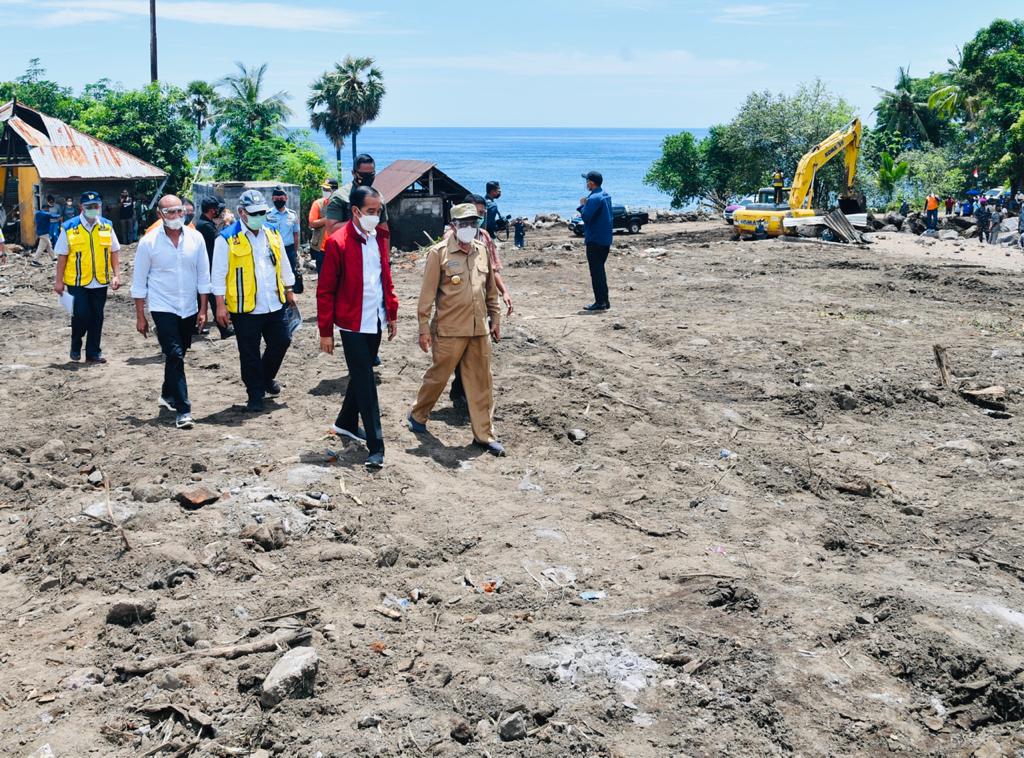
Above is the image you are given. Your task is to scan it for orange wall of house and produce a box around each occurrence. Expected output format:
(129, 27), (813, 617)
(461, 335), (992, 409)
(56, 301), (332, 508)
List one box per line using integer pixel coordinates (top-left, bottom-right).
(0, 166), (42, 246)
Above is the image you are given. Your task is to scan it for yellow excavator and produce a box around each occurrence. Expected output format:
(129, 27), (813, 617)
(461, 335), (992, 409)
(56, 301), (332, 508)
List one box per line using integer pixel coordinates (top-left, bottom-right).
(734, 117), (863, 238)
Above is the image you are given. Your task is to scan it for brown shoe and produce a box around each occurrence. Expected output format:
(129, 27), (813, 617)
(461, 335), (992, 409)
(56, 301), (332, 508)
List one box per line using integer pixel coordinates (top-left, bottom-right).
(85, 356), (107, 365)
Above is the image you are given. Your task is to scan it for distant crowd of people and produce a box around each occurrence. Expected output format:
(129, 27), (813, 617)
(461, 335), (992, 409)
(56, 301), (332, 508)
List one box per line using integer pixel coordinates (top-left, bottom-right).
(916, 190), (1024, 248)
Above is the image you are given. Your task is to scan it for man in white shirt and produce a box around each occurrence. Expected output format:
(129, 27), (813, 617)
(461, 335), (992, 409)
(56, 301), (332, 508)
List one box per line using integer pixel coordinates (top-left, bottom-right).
(131, 195), (212, 429)
(212, 190), (297, 412)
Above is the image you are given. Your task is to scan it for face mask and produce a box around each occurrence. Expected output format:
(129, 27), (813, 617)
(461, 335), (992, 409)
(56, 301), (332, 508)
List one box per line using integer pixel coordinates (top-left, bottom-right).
(322, 190), (332, 198)
(356, 172), (375, 186)
(456, 226), (477, 244)
(273, 200), (286, 210)
(83, 207), (100, 220)
(244, 214), (266, 231)
(164, 218), (184, 231)
(184, 213), (194, 225)
(477, 217), (485, 228)
(358, 213), (380, 233)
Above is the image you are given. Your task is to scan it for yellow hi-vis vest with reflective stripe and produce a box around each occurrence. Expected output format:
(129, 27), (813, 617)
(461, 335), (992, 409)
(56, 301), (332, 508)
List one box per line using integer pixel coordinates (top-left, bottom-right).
(62, 216), (113, 286)
(221, 221), (287, 314)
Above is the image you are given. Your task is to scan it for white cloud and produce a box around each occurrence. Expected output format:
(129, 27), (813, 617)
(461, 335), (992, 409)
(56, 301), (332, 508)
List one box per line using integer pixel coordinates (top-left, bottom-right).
(13, 0), (367, 31)
(714, 3), (808, 25)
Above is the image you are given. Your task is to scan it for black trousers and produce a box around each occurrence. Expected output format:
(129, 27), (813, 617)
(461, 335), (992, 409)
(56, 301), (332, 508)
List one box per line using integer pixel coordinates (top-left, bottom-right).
(68, 285), (107, 359)
(284, 244), (303, 294)
(585, 243), (611, 306)
(311, 249), (324, 274)
(336, 329), (384, 455)
(773, 186), (783, 205)
(152, 311), (194, 413)
(229, 308), (291, 403)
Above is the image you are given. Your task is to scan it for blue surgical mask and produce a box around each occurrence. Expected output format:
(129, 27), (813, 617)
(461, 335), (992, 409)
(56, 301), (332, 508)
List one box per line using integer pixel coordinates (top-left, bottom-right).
(83, 207), (100, 220)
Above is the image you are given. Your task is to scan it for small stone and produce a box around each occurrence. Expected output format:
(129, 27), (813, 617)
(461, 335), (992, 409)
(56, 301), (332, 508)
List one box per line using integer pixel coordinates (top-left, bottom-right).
(181, 621), (208, 646)
(319, 544), (375, 563)
(87, 469), (104, 485)
(357, 714), (381, 729)
(157, 671), (184, 691)
(377, 546), (401, 568)
(106, 598), (157, 627)
(532, 701), (558, 724)
(499, 712), (527, 741)
(901, 505), (925, 517)
(689, 338), (710, 347)
(175, 486), (220, 509)
(190, 462), (207, 473)
(567, 428), (587, 444)
(612, 322), (626, 330)
(39, 576), (60, 591)
(29, 439), (66, 464)
(855, 614), (873, 625)
(62, 667), (103, 690)
(834, 391), (858, 411)
(0, 466), (25, 491)
(132, 482), (169, 503)
(240, 522), (287, 551)
(260, 646), (319, 708)
(451, 721), (473, 744)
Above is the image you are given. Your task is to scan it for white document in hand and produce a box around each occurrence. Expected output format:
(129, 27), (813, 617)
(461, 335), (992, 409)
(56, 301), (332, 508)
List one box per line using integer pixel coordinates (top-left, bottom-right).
(59, 291), (74, 315)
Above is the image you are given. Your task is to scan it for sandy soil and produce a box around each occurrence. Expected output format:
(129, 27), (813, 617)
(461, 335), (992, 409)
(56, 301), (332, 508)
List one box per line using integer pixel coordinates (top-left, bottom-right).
(1, 221), (1023, 757)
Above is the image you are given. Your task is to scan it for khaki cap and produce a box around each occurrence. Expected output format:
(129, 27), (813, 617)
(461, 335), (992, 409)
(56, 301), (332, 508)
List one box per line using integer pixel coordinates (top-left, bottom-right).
(450, 203), (481, 220)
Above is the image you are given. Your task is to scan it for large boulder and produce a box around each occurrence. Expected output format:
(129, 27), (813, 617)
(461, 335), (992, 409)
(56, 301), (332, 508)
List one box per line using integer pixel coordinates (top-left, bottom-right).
(950, 215), (976, 230)
(961, 225), (978, 238)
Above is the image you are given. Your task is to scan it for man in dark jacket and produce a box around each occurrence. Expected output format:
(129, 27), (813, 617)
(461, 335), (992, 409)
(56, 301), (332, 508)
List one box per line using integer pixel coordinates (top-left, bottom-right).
(975, 202), (990, 246)
(195, 198), (232, 338)
(578, 171), (613, 311)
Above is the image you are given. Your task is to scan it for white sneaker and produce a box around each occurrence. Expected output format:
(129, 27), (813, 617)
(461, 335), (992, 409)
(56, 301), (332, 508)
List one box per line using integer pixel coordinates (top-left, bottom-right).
(175, 413), (194, 429)
(158, 396), (176, 412)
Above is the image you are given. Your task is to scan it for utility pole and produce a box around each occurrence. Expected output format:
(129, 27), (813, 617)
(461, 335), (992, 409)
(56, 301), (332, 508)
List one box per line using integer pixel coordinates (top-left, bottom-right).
(149, 0), (158, 83)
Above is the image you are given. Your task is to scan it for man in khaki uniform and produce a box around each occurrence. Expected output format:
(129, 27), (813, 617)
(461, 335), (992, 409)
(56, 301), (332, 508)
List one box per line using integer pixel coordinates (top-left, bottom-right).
(408, 204), (505, 456)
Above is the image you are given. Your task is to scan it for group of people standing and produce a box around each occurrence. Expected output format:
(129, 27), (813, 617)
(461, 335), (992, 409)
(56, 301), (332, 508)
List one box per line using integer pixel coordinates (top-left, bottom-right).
(43, 164), (618, 469)
(919, 191), (1024, 247)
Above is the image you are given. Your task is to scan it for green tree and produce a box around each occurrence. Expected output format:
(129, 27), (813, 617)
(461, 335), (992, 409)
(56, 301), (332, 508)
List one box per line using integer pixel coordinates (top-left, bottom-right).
(280, 133), (330, 232)
(875, 151), (909, 203)
(872, 66), (939, 147)
(307, 71), (350, 177)
(643, 132), (703, 208)
(73, 83), (197, 192)
(184, 80), (220, 134)
(897, 145), (965, 202)
(334, 56), (384, 164)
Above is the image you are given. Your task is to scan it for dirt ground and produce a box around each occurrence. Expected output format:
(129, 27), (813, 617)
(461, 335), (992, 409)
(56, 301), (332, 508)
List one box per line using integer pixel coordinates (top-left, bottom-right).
(1, 219), (1023, 757)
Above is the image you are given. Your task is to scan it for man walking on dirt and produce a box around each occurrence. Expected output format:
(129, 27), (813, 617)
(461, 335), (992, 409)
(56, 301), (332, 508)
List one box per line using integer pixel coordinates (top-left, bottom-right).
(131, 195), (212, 429)
(578, 171), (613, 312)
(195, 198), (233, 339)
(409, 203), (505, 457)
(212, 190), (297, 412)
(53, 190), (122, 364)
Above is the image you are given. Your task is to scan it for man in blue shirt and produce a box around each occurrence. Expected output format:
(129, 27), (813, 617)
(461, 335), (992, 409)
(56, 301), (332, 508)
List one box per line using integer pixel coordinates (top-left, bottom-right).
(484, 181), (502, 237)
(267, 186), (303, 294)
(33, 204), (56, 266)
(577, 171), (614, 311)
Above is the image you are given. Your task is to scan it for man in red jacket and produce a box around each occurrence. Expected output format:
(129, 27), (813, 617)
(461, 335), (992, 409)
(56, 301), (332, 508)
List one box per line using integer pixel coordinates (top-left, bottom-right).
(316, 186), (399, 469)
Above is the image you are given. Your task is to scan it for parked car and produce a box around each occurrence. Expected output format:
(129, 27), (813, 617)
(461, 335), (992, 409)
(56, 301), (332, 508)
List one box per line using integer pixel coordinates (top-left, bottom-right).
(569, 205), (650, 236)
(724, 194), (756, 224)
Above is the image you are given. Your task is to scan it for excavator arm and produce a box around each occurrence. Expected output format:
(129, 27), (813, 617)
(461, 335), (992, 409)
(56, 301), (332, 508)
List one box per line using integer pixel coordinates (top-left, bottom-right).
(788, 118), (862, 211)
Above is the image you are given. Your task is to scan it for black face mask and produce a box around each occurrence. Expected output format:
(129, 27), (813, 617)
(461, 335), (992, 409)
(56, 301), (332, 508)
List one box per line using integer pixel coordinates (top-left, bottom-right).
(356, 172), (375, 187)
(273, 200), (286, 209)
(184, 213), (194, 225)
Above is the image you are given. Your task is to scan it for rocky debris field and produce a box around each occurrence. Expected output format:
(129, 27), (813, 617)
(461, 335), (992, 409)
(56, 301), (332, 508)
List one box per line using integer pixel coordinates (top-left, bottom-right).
(1, 221), (1023, 757)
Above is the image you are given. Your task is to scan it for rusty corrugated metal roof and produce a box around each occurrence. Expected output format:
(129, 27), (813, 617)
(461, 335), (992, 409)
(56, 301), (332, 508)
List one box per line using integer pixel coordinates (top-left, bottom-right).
(1, 100), (166, 181)
(373, 159), (437, 204)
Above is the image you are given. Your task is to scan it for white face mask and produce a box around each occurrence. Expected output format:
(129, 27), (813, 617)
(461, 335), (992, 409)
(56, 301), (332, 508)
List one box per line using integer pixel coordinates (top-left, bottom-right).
(455, 226), (477, 244)
(322, 190), (332, 198)
(358, 213), (380, 233)
(164, 218), (184, 231)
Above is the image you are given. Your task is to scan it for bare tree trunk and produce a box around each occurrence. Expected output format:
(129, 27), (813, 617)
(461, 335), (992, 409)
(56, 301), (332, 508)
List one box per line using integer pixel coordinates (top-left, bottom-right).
(335, 145), (342, 180)
(351, 128), (359, 165)
(149, 0), (158, 82)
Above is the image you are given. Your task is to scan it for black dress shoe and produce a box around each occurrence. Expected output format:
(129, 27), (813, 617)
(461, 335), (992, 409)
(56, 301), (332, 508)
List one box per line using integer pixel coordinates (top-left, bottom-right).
(244, 399), (265, 412)
(583, 302), (610, 312)
(474, 439), (506, 457)
(265, 381), (281, 397)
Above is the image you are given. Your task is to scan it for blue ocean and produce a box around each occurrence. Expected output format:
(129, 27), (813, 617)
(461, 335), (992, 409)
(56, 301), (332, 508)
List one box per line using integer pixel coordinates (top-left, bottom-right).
(297, 127), (708, 219)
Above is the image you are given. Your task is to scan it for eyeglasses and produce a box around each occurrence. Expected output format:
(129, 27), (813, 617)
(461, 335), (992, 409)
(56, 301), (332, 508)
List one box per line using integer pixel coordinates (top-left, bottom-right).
(160, 207), (184, 216)
(453, 219), (479, 228)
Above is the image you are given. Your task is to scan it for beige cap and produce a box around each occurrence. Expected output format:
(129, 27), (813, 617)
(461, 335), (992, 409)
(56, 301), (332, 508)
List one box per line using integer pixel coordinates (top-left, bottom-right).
(450, 203), (481, 220)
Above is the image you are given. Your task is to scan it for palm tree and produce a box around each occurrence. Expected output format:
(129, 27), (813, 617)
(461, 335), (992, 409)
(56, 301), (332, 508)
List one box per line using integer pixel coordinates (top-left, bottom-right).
(333, 56), (385, 165)
(876, 151), (909, 203)
(873, 67), (934, 146)
(307, 72), (350, 177)
(927, 48), (979, 123)
(215, 62), (291, 140)
(184, 80), (219, 134)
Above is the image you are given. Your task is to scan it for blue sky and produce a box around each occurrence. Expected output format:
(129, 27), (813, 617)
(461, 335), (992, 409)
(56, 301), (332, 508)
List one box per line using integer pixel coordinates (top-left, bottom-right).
(0, 1), (1009, 128)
